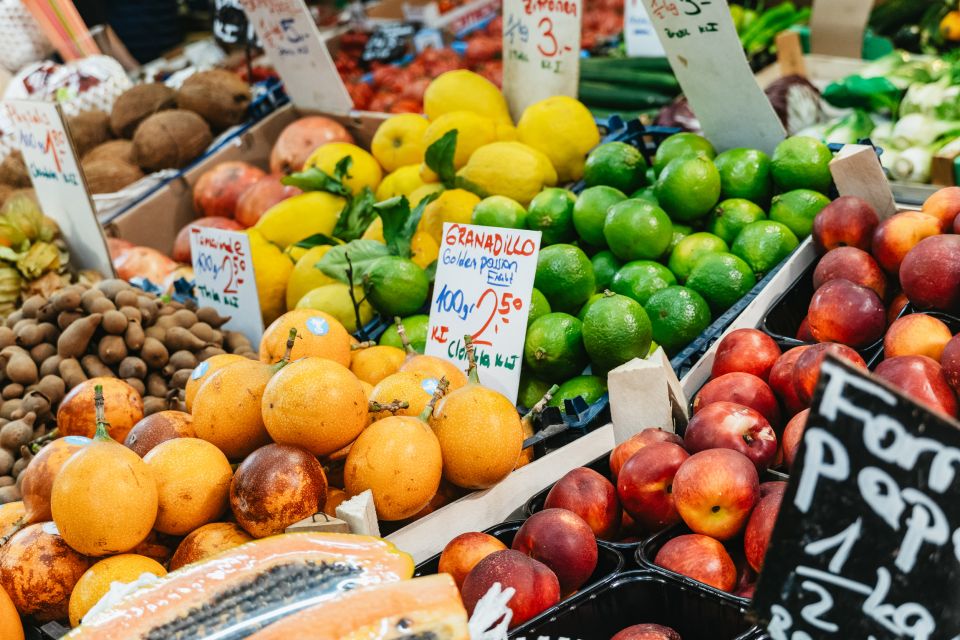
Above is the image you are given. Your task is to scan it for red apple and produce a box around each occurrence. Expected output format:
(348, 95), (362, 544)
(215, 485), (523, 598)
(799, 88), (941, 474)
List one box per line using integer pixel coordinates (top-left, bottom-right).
(609, 428), (684, 480)
(684, 402), (777, 470)
(812, 246), (886, 299)
(438, 532), (508, 589)
(617, 442), (689, 532)
(710, 329), (782, 382)
(812, 196), (879, 254)
(461, 550), (560, 628)
(192, 161), (266, 219)
(544, 467), (621, 540)
(792, 342), (867, 406)
(884, 313), (953, 361)
(654, 533), (737, 592)
(744, 490), (783, 572)
(760, 480), (787, 499)
(769, 346), (811, 416)
(512, 508), (598, 594)
(673, 448), (759, 540)
(941, 334), (960, 395)
(693, 372), (781, 428)
(807, 279), (886, 348)
(171, 216), (245, 263)
(871, 211), (941, 276)
(612, 624), (682, 640)
(782, 408), (810, 469)
(874, 355), (958, 418)
(235, 175), (301, 227)
(921, 185), (960, 231)
(796, 317), (814, 342)
(901, 235), (960, 313)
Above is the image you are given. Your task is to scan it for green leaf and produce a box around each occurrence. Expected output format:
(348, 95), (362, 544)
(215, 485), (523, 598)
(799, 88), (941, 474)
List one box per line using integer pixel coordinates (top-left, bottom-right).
(424, 259), (438, 282)
(282, 165), (352, 198)
(317, 239), (391, 284)
(332, 156), (353, 182)
(292, 233), (341, 249)
(378, 191), (442, 258)
(334, 187), (378, 241)
(425, 129), (458, 188)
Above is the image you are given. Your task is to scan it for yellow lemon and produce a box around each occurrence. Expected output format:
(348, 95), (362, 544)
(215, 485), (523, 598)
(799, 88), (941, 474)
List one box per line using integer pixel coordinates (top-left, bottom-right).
(496, 122), (518, 141)
(285, 244), (308, 262)
(409, 183), (445, 206)
(286, 245), (337, 310)
(518, 96), (600, 182)
(456, 142), (558, 206)
(305, 142), (383, 194)
(254, 191), (344, 248)
(68, 554), (166, 627)
(248, 228), (295, 325)
(376, 164), (426, 201)
(423, 111), (499, 170)
(419, 189), (482, 242)
(371, 114), (429, 173)
(424, 70), (512, 125)
(361, 216), (385, 242)
(296, 282), (374, 333)
(411, 231), (440, 268)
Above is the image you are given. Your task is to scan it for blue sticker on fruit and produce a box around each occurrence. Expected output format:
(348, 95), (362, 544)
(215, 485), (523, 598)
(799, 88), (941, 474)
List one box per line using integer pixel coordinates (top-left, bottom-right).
(421, 377), (439, 396)
(307, 317), (329, 336)
(192, 361), (210, 380)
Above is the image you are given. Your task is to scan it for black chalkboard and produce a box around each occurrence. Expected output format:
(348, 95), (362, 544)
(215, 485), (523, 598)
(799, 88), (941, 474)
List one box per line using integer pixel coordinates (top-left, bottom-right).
(361, 24), (416, 63)
(751, 356), (960, 638)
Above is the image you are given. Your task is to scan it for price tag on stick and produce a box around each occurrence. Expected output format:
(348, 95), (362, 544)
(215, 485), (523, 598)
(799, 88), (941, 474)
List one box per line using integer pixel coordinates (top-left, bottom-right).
(809, 0), (873, 59)
(501, 0), (583, 120)
(752, 357), (960, 638)
(625, 0), (666, 57)
(190, 227), (264, 345)
(4, 100), (113, 276)
(640, 0), (785, 154)
(425, 223), (542, 404)
(240, 0), (352, 114)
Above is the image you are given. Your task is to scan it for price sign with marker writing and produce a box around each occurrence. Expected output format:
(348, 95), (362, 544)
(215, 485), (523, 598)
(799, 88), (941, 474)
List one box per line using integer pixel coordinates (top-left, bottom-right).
(425, 223), (542, 404)
(625, 0), (665, 57)
(501, 0), (583, 120)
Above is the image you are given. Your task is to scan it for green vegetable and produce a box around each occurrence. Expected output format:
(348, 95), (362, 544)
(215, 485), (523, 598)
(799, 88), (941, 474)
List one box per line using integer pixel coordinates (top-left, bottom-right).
(822, 75), (904, 114)
(577, 67), (680, 95)
(745, 8), (810, 56)
(578, 82), (674, 110)
(740, 3), (796, 51)
(823, 110), (876, 145)
(580, 56), (673, 73)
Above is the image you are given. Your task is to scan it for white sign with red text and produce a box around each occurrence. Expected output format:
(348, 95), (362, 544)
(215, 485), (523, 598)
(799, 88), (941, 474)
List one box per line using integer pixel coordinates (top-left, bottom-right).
(240, 0), (352, 114)
(189, 227), (263, 345)
(4, 100), (114, 276)
(426, 223), (542, 404)
(501, 0), (583, 120)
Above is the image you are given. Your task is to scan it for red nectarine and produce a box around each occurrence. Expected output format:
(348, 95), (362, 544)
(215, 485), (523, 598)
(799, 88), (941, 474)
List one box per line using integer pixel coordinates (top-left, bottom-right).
(710, 329), (781, 382)
(617, 442), (689, 533)
(654, 533), (737, 592)
(544, 467), (621, 540)
(673, 449), (759, 541)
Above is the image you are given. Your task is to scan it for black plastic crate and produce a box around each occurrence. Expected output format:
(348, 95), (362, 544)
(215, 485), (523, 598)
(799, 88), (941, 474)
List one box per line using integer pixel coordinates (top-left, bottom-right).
(513, 570), (759, 640)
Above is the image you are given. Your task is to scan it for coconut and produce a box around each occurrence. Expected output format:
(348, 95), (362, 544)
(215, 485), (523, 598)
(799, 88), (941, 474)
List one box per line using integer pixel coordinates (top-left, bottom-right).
(66, 110), (111, 158)
(82, 139), (135, 165)
(81, 158), (144, 194)
(0, 151), (30, 188)
(177, 70), (251, 132)
(110, 83), (177, 138)
(132, 110), (213, 171)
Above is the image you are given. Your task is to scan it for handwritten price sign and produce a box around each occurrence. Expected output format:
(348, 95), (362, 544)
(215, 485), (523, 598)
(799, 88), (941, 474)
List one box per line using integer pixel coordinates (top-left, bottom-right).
(501, 0), (582, 119)
(625, 0), (665, 56)
(4, 100), (113, 276)
(640, 0), (785, 154)
(240, 0), (352, 114)
(189, 227), (263, 344)
(426, 223), (542, 403)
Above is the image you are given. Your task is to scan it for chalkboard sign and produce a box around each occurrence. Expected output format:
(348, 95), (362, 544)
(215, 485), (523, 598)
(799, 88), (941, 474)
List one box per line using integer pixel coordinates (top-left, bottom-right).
(752, 356), (960, 639)
(362, 24), (416, 63)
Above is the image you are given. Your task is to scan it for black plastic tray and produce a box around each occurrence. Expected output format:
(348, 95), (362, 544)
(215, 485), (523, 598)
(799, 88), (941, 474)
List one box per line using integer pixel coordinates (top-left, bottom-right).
(512, 570), (760, 640)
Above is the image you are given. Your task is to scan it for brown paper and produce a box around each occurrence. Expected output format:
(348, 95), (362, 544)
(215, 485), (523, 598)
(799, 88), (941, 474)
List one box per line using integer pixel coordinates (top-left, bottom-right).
(810, 0), (873, 59)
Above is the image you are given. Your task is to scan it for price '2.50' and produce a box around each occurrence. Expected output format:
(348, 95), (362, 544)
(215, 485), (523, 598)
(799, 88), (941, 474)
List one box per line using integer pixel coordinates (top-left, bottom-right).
(434, 285), (524, 346)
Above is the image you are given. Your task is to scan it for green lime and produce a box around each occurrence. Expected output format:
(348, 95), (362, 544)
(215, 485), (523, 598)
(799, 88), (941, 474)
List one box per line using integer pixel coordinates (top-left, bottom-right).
(583, 292), (652, 373)
(535, 244), (596, 314)
(686, 252), (757, 312)
(379, 314), (429, 353)
(714, 148), (773, 206)
(667, 232), (729, 283)
(529, 287), (551, 325)
(577, 293), (604, 321)
(631, 187), (659, 204)
(524, 312), (589, 380)
(667, 223), (692, 255)
(648, 340), (659, 356)
(707, 199), (767, 245)
(591, 250), (622, 292)
(472, 195), (528, 229)
(644, 286), (712, 355)
(573, 186), (626, 247)
(655, 155), (722, 223)
(548, 375), (608, 412)
(584, 142), (648, 193)
(768, 189), (831, 239)
(603, 199), (673, 261)
(527, 188), (577, 245)
(731, 220), (800, 277)
(518, 374), (553, 409)
(653, 133), (716, 175)
(365, 257), (429, 317)
(610, 260), (677, 305)
(771, 136), (833, 194)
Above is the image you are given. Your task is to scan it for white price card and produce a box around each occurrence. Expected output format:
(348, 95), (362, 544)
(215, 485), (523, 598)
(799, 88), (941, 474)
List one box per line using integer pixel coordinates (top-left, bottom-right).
(425, 223), (542, 404)
(640, 0), (786, 154)
(190, 227), (264, 345)
(240, 0), (353, 114)
(626, 0), (666, 57)
(3, 100), (113, 276)
(501, 0), (583, 120)
(810, 0), (872, 59)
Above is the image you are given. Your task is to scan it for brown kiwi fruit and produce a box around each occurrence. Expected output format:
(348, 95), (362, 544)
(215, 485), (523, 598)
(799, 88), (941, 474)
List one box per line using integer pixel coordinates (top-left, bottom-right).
(132, 110), (213, 171)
